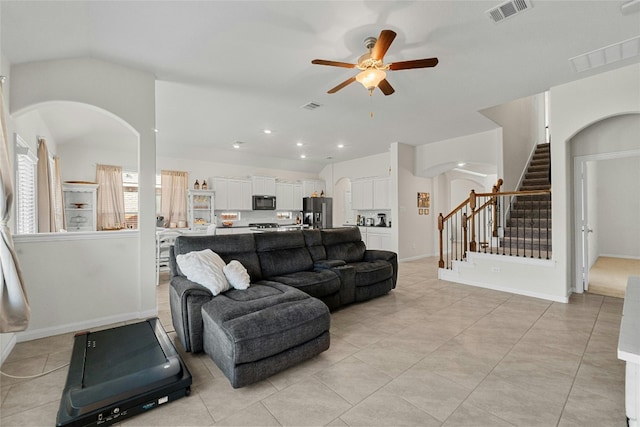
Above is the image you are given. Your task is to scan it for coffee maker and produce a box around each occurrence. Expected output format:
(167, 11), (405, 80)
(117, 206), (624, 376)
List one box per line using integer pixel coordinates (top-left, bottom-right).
(376, 213), (387, 227)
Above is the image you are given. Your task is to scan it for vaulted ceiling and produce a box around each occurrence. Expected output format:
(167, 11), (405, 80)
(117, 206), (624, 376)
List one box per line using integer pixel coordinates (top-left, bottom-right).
(2, 1), (639, 172)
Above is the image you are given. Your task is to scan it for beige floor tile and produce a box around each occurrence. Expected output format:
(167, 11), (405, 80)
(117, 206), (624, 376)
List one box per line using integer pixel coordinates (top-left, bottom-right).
(465, 375), (565, 426)
(213, 402), (280, 426)
(339, 392), (441, 426)
(261, 377), (352, 426)
(442, 402), (515, 427)
(382, 370), (472, 422)
(1, 367), (67, 418)
(559, 382), (627, 427)
(314, 356), (393, 405)
(0, 400), (60, 427)
(196, 377), (277, 423)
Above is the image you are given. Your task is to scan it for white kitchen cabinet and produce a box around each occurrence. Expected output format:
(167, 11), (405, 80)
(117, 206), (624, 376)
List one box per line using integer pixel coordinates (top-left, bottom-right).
(213, 177), (251, 210)
(228, 179), (252, 210)
(293, 183), (303, 211)
(302, 179), (325, 197)
(252, 176), (276, 196)
(188, 189), (215, 231)
(352, 179), (373, 210)
(373, 177), (391, 209)
(212, 178), (229, 210)
(63, 183), (98, 231)
(358, 225), (392, 251)
(276, 183), (294, 210)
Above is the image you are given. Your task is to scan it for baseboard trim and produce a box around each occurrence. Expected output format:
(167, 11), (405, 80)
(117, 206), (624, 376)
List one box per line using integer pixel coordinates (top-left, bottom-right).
(15, 309), (159, 343)
(438, 268), (570, 303)
(399, 254), (434, 262)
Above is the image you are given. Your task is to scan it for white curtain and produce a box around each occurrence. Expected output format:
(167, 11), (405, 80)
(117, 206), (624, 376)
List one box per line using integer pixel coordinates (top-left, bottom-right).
(37, 138), (55, 233)
(161, 170), (187, 226)
(0, 79), (30, 332)
(96, 164), (125, 230)
(51, 156), (65, 231)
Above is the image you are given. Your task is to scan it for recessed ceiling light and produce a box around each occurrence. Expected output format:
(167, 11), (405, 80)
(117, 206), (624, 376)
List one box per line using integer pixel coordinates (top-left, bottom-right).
(152, 128), (159, 133)
(338, 144), (344, 148)
(233, 141), (243, 149)
(457, 162), (466, 167)
(300, 154), (306, 159)
(296, 142), (303, 147)
(263, 129), (272, 134)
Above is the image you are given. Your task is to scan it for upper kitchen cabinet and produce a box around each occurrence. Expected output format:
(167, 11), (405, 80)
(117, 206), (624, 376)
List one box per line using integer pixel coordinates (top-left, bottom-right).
(213, 177), (251, 210)
(352, 177), (391, 210)
(351, 179), (373, 210)
(275, 182), (303, 211)
(302, 179), (325, 197)
(251, 176), (276, 196)
(373, 177), (391, 209)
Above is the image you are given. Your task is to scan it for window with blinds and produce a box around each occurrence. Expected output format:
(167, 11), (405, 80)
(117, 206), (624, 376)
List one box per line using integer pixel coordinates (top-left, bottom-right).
(15, 135), (38, 234)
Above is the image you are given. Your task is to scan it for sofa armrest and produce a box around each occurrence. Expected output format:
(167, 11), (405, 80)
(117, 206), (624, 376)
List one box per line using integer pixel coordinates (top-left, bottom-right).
(364, 250), (398, 289)
(169, 275), (213, 353)
(314, 259), (347, 269)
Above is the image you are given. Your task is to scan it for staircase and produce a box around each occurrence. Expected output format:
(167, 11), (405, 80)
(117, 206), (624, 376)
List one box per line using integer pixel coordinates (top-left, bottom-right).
(501, 143), (552, 254)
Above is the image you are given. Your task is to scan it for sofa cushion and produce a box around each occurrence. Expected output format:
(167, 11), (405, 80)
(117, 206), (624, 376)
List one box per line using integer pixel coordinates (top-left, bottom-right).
(254, 232), (314, 277)
(322, 227), (366, 263)
(174, 234), (262, 282)
(201, 282), (330, 365)
(348, 260), (393, 287)
(303, 229), (326, 262)
(269, 270), (341, 298)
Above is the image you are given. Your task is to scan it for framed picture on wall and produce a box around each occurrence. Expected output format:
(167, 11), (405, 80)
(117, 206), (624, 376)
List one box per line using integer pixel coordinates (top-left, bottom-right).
(418, 192), (430, 208)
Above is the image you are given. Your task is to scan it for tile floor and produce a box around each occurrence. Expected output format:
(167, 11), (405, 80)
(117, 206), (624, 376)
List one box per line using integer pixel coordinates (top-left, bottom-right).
(0, 258), (628, 426)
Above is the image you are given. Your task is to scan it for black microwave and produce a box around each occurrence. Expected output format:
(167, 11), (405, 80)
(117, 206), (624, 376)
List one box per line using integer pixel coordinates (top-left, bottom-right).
(252, 195), (276, 210)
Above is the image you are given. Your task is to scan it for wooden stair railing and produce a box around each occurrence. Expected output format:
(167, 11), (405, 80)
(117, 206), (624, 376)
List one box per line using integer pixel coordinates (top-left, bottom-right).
(438, 179), (551, 269)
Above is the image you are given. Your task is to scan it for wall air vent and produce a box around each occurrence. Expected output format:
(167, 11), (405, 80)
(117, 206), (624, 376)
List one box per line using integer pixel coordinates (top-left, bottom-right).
(486, 0), (532, 23)
(301, 101), (321, 110)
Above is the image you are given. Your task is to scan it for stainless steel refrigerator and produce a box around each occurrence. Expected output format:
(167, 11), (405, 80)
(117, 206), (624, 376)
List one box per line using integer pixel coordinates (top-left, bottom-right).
(302, 197), (332, 229)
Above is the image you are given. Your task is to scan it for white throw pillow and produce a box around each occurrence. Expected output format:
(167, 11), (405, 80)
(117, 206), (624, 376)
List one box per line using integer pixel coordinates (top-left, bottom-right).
(223, 260), (251, 290)
(176, 249), (230, 295)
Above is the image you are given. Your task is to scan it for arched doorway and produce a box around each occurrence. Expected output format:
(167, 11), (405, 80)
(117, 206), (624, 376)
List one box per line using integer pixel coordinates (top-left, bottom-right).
(572, 113), (640, 295)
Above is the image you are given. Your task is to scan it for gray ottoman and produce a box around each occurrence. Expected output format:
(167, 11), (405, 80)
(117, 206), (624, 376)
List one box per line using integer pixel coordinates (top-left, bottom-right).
(201, 281), (330, 388)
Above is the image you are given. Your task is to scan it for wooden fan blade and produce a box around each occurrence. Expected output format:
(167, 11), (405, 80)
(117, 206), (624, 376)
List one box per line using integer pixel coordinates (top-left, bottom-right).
(389, 57), (439, 71)
(371, 29), (397, 61)
(312, 59), (356, 68)
(328, 76), (356, 94)
(377, 79), (395, 96)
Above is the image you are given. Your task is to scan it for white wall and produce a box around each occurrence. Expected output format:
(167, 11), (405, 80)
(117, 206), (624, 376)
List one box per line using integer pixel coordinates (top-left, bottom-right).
(8, 58), (157, 346)
(414, 129), (500, 178)
(393, 143), (435, 260)
(481, 94), (545, 192)
(586, 161), (599, 268)
(12, 110), (58, 158)
(550, 63), (640, 296)
(596, 156), (640, 258)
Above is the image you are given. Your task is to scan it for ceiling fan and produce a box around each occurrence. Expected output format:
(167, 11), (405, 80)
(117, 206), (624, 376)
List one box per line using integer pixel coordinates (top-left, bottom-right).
(312, 29), (438, 96)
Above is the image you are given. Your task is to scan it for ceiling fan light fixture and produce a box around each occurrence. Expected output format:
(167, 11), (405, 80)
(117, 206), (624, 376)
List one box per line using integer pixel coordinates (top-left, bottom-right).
(356, 68), (386, 92)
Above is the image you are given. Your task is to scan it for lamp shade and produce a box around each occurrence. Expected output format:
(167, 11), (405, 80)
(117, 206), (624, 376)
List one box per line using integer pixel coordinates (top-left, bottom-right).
(355, 68), (386, 90)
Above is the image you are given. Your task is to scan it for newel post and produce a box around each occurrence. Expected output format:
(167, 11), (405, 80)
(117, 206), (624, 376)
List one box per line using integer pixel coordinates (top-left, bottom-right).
(491, 178), (503, 237)
(438, 213), (444, 268)
(469, 190), (477, 252)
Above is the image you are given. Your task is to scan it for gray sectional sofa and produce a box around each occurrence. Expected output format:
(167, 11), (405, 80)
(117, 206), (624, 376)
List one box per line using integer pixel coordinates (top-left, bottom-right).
(169, 226), (397, 387)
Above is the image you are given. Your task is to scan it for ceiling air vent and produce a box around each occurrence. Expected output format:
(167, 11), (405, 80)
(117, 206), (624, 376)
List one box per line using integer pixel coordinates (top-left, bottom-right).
(301, 101), (321, 110)
(486, 0), (532, 23)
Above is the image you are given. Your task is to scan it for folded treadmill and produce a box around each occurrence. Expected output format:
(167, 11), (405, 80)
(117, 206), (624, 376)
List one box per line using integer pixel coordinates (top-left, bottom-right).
(56, 318), (192, 427)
